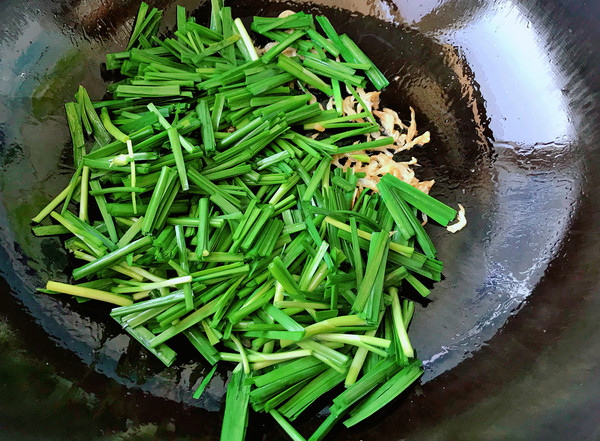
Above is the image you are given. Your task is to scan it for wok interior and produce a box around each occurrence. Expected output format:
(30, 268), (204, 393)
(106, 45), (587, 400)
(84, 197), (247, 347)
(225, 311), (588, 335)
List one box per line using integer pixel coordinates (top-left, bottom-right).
(0, 0), (598, 439)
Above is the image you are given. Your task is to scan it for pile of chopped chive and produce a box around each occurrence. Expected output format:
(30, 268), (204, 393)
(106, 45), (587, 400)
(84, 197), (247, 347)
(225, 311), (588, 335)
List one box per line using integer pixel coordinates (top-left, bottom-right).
(31, 2), (461, 440)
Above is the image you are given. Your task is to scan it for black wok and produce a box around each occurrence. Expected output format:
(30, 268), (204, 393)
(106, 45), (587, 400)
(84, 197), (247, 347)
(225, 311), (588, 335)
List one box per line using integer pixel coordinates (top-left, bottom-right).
(0, 0), (599, 439)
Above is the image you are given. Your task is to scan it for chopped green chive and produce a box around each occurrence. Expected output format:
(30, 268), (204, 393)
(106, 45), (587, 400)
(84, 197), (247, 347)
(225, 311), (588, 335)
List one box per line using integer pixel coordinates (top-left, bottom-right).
(31, 5), (462, 440)
(46, 280), (132, 306)
(221, 366), (252, 441)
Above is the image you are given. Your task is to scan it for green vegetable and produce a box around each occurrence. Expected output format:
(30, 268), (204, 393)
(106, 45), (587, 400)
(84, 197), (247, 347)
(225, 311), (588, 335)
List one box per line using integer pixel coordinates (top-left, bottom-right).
(46, 280), (132, 306)
(221, 366), (251, 441)
(31, 3), (464, 440)
(380, 173), (457, 226)
(193, 364), (218, 399)
(270, 409), (307, 441)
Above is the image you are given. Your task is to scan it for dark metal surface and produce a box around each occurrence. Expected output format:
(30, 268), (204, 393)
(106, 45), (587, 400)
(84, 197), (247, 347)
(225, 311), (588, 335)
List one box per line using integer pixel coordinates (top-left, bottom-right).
(0, 0), (599, 440)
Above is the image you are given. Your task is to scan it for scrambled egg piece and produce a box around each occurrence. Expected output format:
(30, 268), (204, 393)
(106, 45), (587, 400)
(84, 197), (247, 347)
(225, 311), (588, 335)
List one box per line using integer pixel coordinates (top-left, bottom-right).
(259, 42), (297, 58)
(447, 204), (467, 233)
(332, 152), (435, 195)
(332, 91), (434, 196)
(278, 10), (297, 18)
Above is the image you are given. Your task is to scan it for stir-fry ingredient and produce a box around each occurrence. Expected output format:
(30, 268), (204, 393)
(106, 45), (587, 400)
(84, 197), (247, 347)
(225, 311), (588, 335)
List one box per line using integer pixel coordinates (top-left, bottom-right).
(31, 2), (465, 440)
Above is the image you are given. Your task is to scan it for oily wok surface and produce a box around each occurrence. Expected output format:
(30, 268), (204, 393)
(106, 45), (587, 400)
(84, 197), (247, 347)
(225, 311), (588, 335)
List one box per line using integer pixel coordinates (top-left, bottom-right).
(0, 0), (599, 440)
